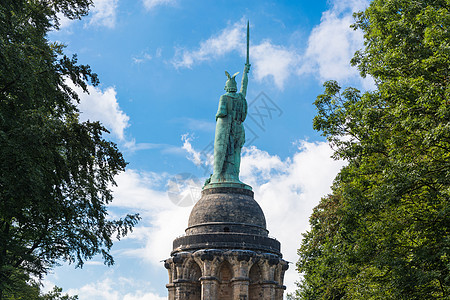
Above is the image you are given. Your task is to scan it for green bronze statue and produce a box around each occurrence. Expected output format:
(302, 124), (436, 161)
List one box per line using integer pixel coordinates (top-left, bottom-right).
(205, 22), (251, 190)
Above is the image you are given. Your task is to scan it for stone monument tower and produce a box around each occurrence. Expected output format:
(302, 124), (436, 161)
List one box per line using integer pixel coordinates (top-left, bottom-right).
(164, 23), (288, 300)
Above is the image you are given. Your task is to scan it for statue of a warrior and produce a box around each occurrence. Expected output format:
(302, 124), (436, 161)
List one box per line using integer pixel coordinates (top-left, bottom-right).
(206, 22), (251, 188)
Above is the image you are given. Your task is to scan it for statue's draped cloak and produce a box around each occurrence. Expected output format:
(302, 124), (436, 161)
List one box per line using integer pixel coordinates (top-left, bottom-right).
(212, 92), (247, 182)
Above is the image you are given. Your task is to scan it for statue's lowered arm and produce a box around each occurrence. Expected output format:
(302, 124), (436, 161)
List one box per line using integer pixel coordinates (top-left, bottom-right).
(216, 94), (227, 120)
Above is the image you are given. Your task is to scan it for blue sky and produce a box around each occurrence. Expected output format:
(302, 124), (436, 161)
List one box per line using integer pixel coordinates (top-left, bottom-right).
(45, 0), (372, 298)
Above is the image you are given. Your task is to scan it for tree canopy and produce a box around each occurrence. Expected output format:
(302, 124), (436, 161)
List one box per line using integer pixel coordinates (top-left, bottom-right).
(293, 0), (450, 299)
(0, 0), (139, 298)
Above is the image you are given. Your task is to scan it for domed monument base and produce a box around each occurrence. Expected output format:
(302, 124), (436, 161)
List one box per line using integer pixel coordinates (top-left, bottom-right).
(164, 187), (288, 300)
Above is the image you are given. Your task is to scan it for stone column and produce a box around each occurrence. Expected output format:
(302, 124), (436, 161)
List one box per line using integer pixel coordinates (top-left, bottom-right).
(274, 260), (289, 300)
(260, 256), (278, 300)
(193, 249), (224, 300)
(275, 285), (286, 300)
(164, 258), (176, 300)
(228, 250), (257, 300)
(200, 276), (219, 299)
(231, 277), (249, 300)
(166, 283), (176, 300)
(174, 280), (195, 299)
(261, 281), (277, 300)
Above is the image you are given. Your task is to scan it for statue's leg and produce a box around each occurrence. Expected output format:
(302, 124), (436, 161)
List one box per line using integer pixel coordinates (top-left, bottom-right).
(213, 144), (225, 176)
(212, 118), (230, 180)
(235, 149), (241, 176)
(234, 124), (245, 179)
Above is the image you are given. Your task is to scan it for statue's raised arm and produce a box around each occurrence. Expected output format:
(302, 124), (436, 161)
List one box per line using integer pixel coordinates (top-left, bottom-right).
(240, 64), (250, 98)
(240, 21), (250, 98)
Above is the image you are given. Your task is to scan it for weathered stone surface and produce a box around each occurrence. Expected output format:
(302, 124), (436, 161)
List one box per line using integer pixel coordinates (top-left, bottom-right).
(165, 250), (288, 300)
(172, 233), (280, 255)
(187, 187), (266, 236)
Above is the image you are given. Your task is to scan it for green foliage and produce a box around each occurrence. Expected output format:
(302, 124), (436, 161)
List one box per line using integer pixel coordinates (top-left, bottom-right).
(40, 286), (78, 300)
(294, 194), (353, 300)
(0, 0), (139, 298)
(2, 270), (77, 300)
(294, 0), (450, 299)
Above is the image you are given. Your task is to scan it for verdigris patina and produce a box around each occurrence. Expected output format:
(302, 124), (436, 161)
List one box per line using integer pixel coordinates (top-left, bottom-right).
(205, 22), (251, 190)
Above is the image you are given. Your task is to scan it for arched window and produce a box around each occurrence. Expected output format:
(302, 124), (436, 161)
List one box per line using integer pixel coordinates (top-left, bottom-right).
(249, 263), (263, 300)
(186, 260), (201, 300)
(218, 261), (233, 300)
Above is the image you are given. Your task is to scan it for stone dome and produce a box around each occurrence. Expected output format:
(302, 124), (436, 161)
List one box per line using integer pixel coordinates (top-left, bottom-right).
(172, 186), (280, 255)
(186, 187), (267, 236)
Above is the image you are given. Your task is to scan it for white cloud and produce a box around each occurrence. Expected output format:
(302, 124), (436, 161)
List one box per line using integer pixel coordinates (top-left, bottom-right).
(122, 139), (179, 153)
(181, 134), (202, 166)
(111, 169), (169, 210)
(334, 0), (369, 14)
(67, 277), (166, 300)
(181, 134), (213, 168)
(56, 13), (75, 29)
(172, 20), (246, 69)
(132, 52), (152, 64)
(67, 277), (119, 300)
(143, 0), (177, 10)
(70, 82), (130, 140)
(108, 168), (193, 264)
(252, 41), (299, 89)
(125, 204), (192, 263)
(240, 146), (285, 184)
(155, 48), (162, 58)
(299, 0), (374, 88)
(132, 48), (163, 64)
(53, 0), (118, 30)
(87, 0), (118, 28)
(124, 292), (166, 300)
(84, 261), (105, 266)
(123, 139), (159, 152)
(143, 0), (177, 11)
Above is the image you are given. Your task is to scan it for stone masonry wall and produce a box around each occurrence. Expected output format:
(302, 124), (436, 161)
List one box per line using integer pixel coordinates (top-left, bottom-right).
(165, 249), (288, 300)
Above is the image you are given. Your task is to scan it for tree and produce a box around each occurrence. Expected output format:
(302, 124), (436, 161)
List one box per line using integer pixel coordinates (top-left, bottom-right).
(293, 0), (450, 299)
(2, 269), (78, 300)
(0, 1), (139, 298)
(295, 194), (352, 300)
